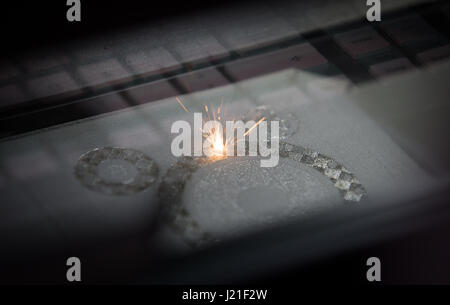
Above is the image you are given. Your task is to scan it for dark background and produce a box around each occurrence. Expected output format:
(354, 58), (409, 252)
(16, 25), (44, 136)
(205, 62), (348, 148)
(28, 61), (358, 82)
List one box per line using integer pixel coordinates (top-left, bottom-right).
(1, 0), (252, 56)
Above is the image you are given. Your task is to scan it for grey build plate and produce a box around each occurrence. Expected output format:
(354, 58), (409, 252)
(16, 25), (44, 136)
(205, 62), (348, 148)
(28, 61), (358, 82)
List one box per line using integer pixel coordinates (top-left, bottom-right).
(1, 58), (448, 252)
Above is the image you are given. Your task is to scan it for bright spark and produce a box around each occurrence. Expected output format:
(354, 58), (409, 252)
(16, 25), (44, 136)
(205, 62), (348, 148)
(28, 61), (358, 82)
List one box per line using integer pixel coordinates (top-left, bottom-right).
(244, 116), (266, 137)
(176, 97), (189, 112)
(175, 96), (265, 160)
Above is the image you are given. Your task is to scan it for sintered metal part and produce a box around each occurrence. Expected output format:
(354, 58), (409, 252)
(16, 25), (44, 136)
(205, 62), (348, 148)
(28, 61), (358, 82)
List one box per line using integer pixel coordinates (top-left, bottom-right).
(158, 156), (216, 246)
(159, 141), (367, 246)
(75, 147), (159, 195)
(279, 142), (366, 202)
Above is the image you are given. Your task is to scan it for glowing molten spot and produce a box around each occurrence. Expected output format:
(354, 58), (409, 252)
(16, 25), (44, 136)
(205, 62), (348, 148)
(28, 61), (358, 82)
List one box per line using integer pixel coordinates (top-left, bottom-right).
(204, 127), (226, 158)
(175, 96), (266, 160)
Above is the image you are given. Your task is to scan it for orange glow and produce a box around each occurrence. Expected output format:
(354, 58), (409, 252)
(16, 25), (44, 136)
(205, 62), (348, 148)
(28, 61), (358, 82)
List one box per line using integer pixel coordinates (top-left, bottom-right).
(175, 96), (265, 159)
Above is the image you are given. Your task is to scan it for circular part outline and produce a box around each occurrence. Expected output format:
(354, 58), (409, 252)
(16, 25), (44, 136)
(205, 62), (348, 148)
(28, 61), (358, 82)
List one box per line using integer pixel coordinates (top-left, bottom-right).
(75, 147), (159, 196)
(158, 141), (367, 246)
